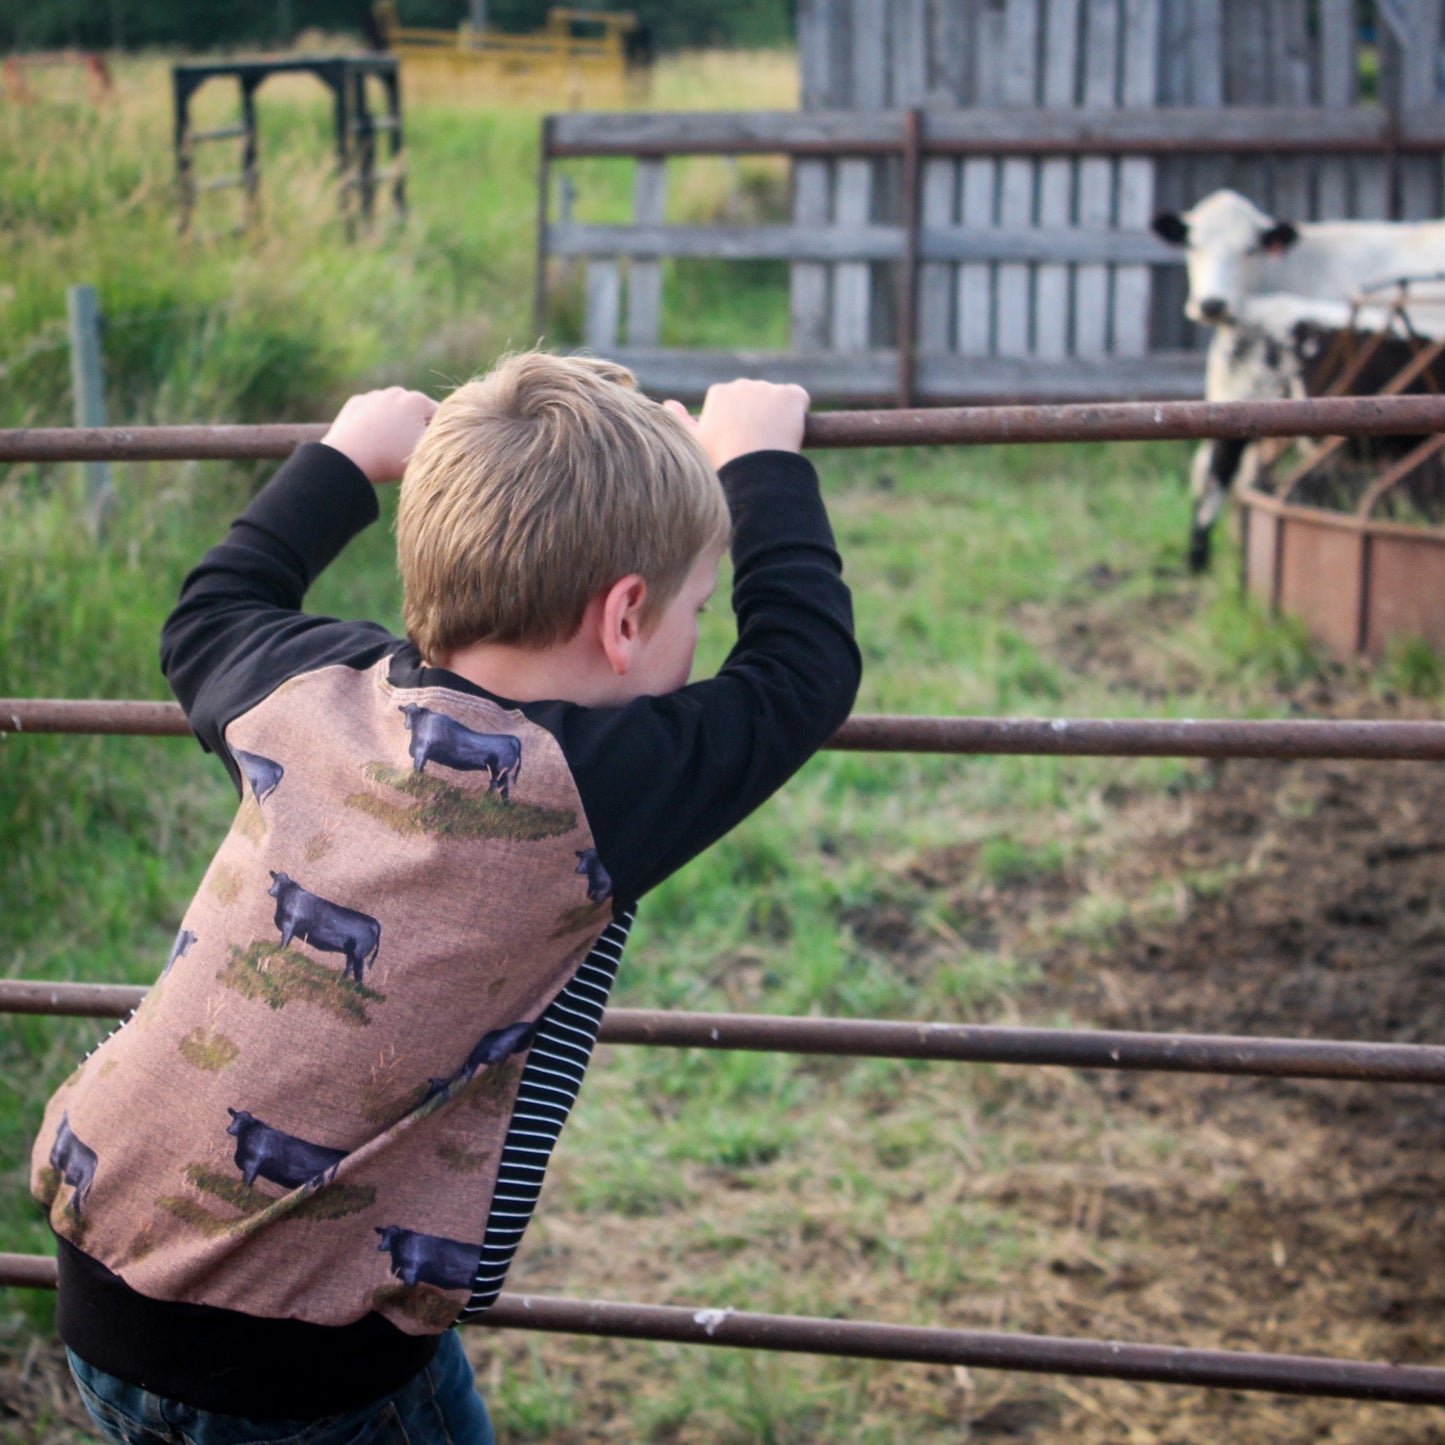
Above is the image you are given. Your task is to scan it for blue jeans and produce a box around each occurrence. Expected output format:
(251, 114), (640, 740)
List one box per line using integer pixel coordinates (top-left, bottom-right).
(66, 1330), (494, 1445)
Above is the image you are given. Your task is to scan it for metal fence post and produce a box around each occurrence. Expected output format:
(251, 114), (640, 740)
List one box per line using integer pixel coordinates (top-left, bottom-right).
(65, 284), (113, 537)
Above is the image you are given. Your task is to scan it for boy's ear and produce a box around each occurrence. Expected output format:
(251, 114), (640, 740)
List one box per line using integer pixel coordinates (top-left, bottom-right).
(598, 574), (649, 676)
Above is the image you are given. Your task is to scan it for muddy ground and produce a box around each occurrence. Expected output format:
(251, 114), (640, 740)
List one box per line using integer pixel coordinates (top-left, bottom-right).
(4, 602), (1443, 1443)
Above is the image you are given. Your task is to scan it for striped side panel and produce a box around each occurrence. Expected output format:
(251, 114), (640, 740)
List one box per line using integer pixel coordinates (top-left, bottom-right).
(459, 908), (634, 1316)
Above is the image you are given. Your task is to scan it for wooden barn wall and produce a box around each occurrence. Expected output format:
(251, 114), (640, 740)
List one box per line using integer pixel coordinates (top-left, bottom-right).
(793, 0), (1445, 355)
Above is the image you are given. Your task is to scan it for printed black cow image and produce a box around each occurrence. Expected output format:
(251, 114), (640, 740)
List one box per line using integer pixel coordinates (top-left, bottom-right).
(234, 748), (284, 806)
(575, 848), (612, 903)
(161, 926), (197, 979)
(50, 1113), (98, 1215)
(424, 1019), (538, 1104)
(398, 703), (522, 801)
(267, 872), (381, 983)
(226, 1108), (349, 1190)
(375, 1224), (481, 1291)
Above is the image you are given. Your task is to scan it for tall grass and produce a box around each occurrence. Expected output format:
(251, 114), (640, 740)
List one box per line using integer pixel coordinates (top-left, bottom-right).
(0, 44), (1384, 1439)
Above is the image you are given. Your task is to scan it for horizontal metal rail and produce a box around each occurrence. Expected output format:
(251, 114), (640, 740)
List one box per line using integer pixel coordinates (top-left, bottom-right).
(5, 700), (1445, 759)
(7, 982), (1444, 1083)
(4, 395), (1445, 464)
(0, 1254), (1440, 1403)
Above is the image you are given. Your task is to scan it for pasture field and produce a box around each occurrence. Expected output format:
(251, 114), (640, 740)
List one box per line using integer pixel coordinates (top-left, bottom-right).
(3, 47), (1444, 1445)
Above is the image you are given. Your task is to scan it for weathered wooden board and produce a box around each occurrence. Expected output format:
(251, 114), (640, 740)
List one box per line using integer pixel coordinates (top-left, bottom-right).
(832, 158), (873, 351)
(547, 107), (1445, 155)
(995, 0), (1040, 358)
(1035, 0), (1081, 362)
(625, 158), (666, 346)
(1074, 0), (1119, 359)
(599, 347), (1206, 403)
(1114, 0), (1161, 358)
(583, 259), (620, 353)
(789, 160), (831, 350)
(553, 222), (1178, 264)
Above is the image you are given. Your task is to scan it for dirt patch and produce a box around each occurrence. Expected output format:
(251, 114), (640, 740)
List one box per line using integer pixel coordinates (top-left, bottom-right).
(870, 684), (1445, 1439)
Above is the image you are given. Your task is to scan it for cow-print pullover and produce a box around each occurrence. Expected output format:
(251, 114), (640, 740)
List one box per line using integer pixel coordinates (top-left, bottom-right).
(34, 441), (859, 1419)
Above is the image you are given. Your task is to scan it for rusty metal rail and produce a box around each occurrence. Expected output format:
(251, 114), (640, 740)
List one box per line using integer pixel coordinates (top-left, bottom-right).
(6, 699), (1445, 760)
(0, 1254), (1440, 1404)
(4, 395), (1445, 463)
(7, 981), (1445, 1083)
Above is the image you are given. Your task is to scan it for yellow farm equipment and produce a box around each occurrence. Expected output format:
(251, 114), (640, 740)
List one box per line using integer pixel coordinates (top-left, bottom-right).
(374, 2), (646, 106)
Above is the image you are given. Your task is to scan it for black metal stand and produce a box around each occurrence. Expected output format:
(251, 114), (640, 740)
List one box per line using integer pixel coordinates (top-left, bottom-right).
(173, 55), (404, 236)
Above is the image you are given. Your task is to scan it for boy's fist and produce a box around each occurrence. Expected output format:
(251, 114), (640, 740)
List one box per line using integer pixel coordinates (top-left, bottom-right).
(321, 387), (438, 485)
(665, 379), (809, 470)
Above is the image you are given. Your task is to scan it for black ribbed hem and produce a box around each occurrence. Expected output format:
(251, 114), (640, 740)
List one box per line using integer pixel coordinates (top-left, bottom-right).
(55, 1238), (441, 1420)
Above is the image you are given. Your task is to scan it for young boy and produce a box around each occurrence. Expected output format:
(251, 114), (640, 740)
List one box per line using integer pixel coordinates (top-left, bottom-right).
(33, 353), (860, 1443)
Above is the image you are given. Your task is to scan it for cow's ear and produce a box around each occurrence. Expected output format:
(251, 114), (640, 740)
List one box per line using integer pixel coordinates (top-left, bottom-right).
(1261, 221), (1300, 254)
(1152, 212), (1189, 245)
(228, 1107), (238, 1120)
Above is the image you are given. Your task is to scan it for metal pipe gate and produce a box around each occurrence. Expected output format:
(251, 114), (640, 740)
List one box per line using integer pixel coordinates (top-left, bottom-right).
(4, 399), (1445, 1409)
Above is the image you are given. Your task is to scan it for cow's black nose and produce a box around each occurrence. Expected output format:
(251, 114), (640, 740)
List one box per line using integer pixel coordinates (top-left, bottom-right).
(1199, 297), (1228, 322)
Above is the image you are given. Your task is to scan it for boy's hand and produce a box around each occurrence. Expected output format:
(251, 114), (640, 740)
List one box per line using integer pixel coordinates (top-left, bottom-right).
(665, 379), (809, 470)
(320, 387), (438, 485)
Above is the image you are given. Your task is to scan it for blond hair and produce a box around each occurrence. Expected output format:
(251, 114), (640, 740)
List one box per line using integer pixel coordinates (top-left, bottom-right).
(397, 353), (729, 660)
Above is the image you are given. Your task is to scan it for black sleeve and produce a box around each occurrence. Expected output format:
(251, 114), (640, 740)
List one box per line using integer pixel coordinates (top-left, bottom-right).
(533, 450), (861, 907)
(159, 443), (399, 793)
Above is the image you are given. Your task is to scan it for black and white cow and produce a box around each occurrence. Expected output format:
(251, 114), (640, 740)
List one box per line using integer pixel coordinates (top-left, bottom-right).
(375, 1224), (481, 1291)
(267, 872), (381, 983)
(50, 1113), (98, 1215)
(398, 704), (522, 802)
(226, 1108), (349, 1190)
(1152, 191), (1445, 569)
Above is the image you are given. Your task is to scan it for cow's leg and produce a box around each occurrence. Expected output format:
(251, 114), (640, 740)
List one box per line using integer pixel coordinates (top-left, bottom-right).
(1188, 442), (1217, 572)
(277, 922), (295, 951)
(1189, 438), (1248, 573)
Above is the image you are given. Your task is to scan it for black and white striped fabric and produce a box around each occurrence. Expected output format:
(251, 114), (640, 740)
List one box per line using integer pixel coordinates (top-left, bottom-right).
(461, 908), (635, 1316)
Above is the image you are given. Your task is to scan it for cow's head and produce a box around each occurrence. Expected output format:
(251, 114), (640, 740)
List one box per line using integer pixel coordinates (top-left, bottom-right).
(398, 703), (422, 730)
(375, 1225), (401, 1249)
(226, 1107), (254, 1135)
(267, 870), (291, 898)
(1152, 189), (1300, 325)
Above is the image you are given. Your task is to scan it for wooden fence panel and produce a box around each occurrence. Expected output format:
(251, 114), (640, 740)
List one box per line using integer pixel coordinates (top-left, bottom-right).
(626, 158), (667, 347)
(584, 260), (621, 352)
(1265, 0), (1316, 224)
(995, 0), (1041, 357)
(918, 155), (956, 352)
(956, 0), (1001, 355)
(1383, 0), (1445, 220)
(790, 160), (831, 350)
(1317, 0), (1359, 218)
(1114, 0), (1162, 357)
(832, 158), (873, 351)
(1075, 0), (1120, 357)
(1035, 0), (1082, 361)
